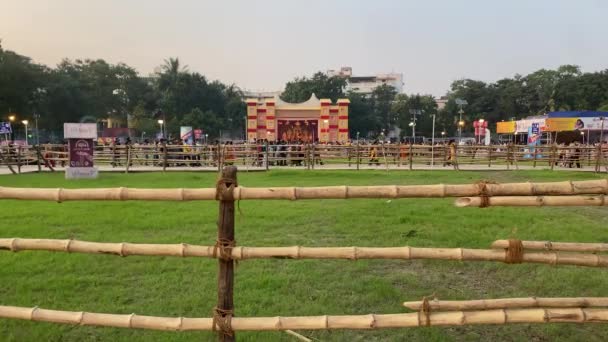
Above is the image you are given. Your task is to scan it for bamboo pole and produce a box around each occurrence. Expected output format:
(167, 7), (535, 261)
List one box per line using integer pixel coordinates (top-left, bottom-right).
(216, 166), (237, 341)
(403, 297), (608, 311)
(2, 238), (608, 267)
(492, 240), (608, 253)
(0, 179), (606, 202)
(455, 195), (608, 208)
(1, 305), (607, 331)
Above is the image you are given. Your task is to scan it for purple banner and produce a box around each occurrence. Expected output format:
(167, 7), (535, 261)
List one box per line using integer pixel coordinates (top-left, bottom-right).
(69, 139), (95, 167)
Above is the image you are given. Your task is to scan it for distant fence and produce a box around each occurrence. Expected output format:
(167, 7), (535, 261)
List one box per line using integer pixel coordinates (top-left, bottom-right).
(1, 172), (608, 340)
(1, 143), (607, 173)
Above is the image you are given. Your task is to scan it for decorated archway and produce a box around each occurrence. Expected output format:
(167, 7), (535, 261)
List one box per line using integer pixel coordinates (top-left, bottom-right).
(246, 94), (349, 143)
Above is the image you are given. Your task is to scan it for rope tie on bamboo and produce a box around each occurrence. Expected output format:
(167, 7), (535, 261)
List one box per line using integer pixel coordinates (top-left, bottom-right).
(119, 243), (126, 257)
(505, 239), (524, 264)
(64, 239), (73, 253)
(55, 188), (63, 203)
(29, 306), (38, 321)
(213, 238), (236, 260)
(215, 177), (238, 201)
(476, 180), (496, 208)
(420, 296), (432, 326)
(544, 241), (553, 251)
(128, 313), (135, 328)
(212, 307), (234, 337)
(9, 238), (18, 252)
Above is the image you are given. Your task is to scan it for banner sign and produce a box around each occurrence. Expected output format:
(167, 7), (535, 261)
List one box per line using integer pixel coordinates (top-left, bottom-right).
(180, 126), (193, 144)
(64, 123), (97, 139)
(0, 122), (12, 134)
(69, 139), (95, 167)
(545, 117), (606, 131)
(64, 122), (98, 179)
(496, 121), (516, 134)
(194, 129), (203, 140)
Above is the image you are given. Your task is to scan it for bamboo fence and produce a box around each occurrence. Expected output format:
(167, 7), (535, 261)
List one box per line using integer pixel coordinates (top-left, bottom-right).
(1, 305), (607, 331)
(492, 240), (608, 253)
(0, 179), (606, 202)
(2, 166), (608, 339)
(1, 238), (607, 267)
(403, 297), (608, 311)
(455, 195), (608, 207)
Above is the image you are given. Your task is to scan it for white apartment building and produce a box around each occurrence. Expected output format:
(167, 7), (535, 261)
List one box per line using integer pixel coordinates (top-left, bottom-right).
(327, 66), (404, 95)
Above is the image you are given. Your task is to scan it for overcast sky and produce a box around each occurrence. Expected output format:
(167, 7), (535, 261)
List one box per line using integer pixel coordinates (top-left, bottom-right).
(2, 0), (607, 96)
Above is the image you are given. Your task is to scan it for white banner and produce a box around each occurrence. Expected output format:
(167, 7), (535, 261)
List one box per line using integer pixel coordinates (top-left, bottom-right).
(64, 123), (98, 139)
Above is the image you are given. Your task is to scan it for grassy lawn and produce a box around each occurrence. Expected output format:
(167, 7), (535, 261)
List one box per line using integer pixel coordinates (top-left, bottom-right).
(0, 169), (607, 341)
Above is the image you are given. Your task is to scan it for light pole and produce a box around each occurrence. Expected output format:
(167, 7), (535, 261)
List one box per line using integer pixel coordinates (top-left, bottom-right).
(157, 119), (164, 139)
(34, 113), (40, 145)
(408, 109), (422, 141)
(455, 98), (468, 141)
(22, 120), (29, 145)
(8, 115), (16, 142)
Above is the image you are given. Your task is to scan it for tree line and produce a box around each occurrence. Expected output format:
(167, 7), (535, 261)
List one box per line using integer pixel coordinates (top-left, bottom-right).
(0, 41), (244, 142)
(282, 65), (608, 139)
(2, 40), (608, 142)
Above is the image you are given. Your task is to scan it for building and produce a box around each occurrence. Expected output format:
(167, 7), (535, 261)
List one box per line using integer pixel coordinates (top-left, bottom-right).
(246, 94), (350, 143)
(435, 96), (448, 110)
(327, 67), (404, 96)
(241, 90), (282, 102)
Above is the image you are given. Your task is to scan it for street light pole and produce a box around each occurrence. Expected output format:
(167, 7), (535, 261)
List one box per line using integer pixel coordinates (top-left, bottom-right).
(431, 114), (436, 167)
(34, 113), (40, 145)
(455, 99), (468, 142)
(22, 120), (29, 145)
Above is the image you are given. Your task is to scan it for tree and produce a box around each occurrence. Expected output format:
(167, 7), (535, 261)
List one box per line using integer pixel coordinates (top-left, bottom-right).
(370, 84), (397, 132)
(281, 72), (346, 103)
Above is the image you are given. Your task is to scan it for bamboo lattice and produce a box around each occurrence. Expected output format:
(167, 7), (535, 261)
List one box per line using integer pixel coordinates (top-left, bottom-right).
(1, 238), (607, 267)
(0, 179), (606, 201)
(1, 305), (607, 331)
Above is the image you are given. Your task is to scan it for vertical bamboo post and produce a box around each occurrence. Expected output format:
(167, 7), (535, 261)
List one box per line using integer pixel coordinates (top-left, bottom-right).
(264, 141), (269, 171)
(487, 146), (492, 167)
(125, 144), (131, 174)
(506, 144), (511, 170)
(551, 144), (557, 171)
(216, 166), (237, 342)
(513, 145), (519, 170)
(356, 141), (360, 170)
(533, 145), (538, 168)
(305, 144), (310, 170)
(162, 142), (168, 172)
(595, 144), (602, 173)
(17, 145), (22, 174)
(397, 143), (402, 167)
(408, 142), (413, 170)
(35, 145), (42, 172)
(312, 144), (316, 170)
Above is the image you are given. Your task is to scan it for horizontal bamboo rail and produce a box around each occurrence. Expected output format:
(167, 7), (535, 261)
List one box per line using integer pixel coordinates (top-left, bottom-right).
(492, 240), (608, 253)
(0, 179), (606, 201)
(455, 195), (608, 207)
(1, 305), (607, 331)
(403, 297), (608, 311)
(2, 238), (608, 267)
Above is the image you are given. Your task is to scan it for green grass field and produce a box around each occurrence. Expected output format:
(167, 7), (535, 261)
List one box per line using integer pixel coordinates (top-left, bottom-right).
(0, 170), (607, 341)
